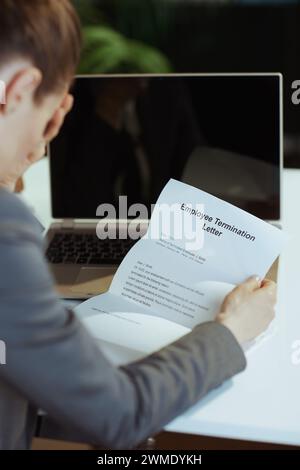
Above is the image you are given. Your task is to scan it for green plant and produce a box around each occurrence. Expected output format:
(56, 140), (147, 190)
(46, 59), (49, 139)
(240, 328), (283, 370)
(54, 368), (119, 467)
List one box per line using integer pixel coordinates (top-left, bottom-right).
(78, 25), (172, 74)
(73, 0), (172, 74)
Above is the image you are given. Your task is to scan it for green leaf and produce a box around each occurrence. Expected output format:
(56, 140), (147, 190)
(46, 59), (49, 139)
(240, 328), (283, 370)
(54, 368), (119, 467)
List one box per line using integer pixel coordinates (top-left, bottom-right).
(78, 26), (173, 74)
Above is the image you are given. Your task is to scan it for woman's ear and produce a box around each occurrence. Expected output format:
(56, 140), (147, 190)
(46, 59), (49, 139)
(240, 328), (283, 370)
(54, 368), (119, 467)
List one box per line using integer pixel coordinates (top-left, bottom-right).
(3, 67), (42, 115)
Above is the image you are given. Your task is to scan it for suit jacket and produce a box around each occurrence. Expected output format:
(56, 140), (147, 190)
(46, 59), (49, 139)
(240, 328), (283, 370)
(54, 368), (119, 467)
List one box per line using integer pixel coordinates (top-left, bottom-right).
(0, 188), (246, 449)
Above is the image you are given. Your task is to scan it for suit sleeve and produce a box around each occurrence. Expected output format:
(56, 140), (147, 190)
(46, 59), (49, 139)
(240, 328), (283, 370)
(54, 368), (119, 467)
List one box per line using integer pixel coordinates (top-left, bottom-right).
(0, 224), (246, 449)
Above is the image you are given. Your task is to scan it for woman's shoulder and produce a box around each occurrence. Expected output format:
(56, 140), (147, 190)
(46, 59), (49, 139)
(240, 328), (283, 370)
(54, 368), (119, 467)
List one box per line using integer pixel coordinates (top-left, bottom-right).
(0, 188), (43, 243)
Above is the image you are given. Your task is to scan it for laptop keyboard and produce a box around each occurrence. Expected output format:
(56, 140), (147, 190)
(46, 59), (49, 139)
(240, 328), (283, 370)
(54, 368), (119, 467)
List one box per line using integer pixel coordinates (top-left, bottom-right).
(46, 233), (138, 265)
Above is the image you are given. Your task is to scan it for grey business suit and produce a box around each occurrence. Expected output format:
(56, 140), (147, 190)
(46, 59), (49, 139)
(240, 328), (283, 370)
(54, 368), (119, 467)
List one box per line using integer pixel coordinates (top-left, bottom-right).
(0, 188), (246, 450)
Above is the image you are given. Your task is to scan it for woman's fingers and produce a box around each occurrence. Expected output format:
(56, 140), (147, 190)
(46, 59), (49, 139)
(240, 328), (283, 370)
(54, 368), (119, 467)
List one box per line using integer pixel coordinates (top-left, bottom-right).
(44, 108), (64, 141)
(241, 275), (262, 292)
(260, 279), (276, 290)
(259, 279), (277, 304)
(62, 94), (74, 113)
(44, 94), (74, 142)
(226, 276), (261, 302)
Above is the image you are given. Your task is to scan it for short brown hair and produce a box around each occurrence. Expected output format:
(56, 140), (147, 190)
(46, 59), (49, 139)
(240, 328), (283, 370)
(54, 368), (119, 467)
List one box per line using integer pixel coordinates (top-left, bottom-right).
(0, 0), (82, 101)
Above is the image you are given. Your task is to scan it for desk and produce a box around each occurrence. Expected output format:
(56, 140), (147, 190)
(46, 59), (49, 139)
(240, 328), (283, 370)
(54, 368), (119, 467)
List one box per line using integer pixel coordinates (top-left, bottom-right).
(23, 160), (300, 448)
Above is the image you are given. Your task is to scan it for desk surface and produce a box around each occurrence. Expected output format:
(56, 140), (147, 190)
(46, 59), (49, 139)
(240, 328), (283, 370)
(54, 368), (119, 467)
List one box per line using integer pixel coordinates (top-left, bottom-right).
(22, 160), (300, 447)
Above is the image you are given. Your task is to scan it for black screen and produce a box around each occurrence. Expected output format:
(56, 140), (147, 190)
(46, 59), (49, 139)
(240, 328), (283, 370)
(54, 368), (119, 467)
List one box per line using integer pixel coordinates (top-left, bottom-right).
(50, 75), (281, 220)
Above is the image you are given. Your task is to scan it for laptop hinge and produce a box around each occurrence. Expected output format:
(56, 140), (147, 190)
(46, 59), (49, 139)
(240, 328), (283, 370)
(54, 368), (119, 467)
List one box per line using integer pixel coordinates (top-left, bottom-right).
(61, 219), (75, 230)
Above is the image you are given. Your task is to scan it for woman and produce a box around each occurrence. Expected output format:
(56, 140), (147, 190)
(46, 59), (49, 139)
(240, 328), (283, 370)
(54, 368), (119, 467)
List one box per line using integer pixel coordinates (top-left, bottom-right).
(0, 0), (276, 450)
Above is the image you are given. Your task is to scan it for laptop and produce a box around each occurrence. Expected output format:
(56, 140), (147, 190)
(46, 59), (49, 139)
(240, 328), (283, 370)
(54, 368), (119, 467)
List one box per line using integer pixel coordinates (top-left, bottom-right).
(46, 73), (283, 299)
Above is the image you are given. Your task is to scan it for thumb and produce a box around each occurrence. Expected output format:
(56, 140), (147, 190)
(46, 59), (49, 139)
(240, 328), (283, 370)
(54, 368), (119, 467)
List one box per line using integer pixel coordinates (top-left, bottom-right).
(231, 276), (261, 297)
(242, 275), (262, 292)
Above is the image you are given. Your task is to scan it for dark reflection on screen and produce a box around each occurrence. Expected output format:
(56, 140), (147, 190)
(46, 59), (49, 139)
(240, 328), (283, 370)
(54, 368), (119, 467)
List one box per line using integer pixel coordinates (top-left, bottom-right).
(50, 75), (280, 220)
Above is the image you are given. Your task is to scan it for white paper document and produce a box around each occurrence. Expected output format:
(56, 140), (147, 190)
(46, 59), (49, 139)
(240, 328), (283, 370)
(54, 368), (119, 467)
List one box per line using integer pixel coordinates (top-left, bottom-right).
(75, 179), (287, 365)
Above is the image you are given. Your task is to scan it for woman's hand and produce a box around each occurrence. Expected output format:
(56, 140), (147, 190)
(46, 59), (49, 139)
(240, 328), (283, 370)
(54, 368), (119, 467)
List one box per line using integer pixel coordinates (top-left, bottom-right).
(22, 94), (74, 172)
(216, 276), (277, 345)
(0, 94), (73, 192)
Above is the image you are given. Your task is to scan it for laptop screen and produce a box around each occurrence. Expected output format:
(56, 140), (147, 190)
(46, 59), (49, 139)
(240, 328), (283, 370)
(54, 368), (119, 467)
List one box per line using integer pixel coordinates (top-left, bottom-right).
(50, 74), (281, 220)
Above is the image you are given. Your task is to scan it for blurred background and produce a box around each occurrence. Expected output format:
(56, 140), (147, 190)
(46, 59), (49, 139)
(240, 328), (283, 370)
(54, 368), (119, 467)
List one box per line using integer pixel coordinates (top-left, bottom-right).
(72, 0), (300, 168)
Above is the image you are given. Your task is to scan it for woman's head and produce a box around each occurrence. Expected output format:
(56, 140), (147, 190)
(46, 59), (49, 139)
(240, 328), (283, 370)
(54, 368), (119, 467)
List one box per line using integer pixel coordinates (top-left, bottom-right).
(0, 0), (81, 101)
(0, 0), (81, 181)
